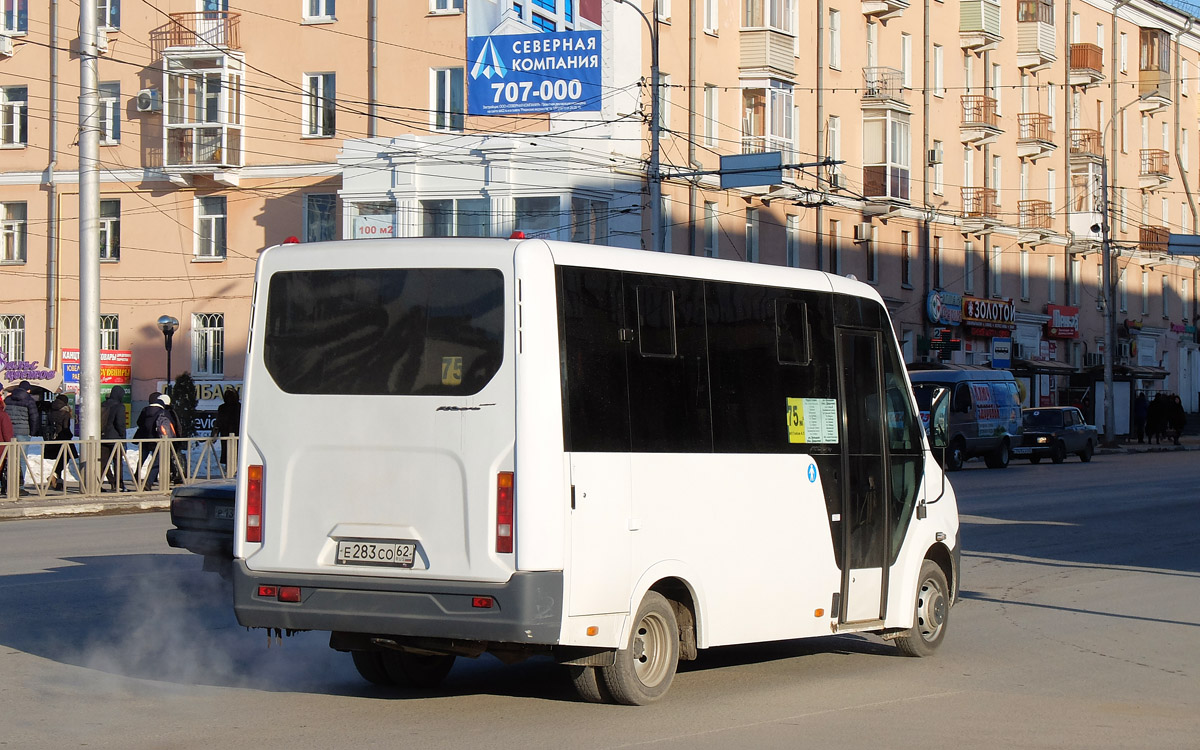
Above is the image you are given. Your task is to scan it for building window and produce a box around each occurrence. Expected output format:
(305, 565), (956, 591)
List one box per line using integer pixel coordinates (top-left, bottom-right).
(991, 63), (1002, 115)
(827, 115), (841, 186)
(1017, 0), (1053, 24)
(934, 236), (944, 287)
(991, 155), (1002, 204)
(196, 196), (226, 259)
(99, 82), (120, 144)
(830, 219), (842, 275)
(305, 0), (336, 21)
(1, 202), (26, 263)
(1047, 255), (1057, 303)
(901, 34), (913, 88)
(515, 196), (560, 239)
(1070, 258), (1081, 305)
(422, 198), (491, 238)
(1183, 278), (1190, 320)
(863, 110), (910, 200)
(1162, 275), (1170, 317)
(741, 81), (793, 160)
(743, 0), (792, 31)
(1, 87), (28, 147)
(1120, 32), (1128, 73)
(570, 197), (608, 245)
(964, 240), (975, 293)
(305, 194), (337, 242)
(932, 139), (944, 195)
(2, 1), (29, 34)
(704, 201), (718, 257)
(704, 0), (718, 32)
(192, 312), (224, 377)
(933, 45), (944, 97)
(1047, 169), (1056, 213)
(164, 55), (245, 169)
(303, 73), (336, 137)
(1119, 268), (1128, 312)
(432, 68), (465, 132)
(0, 314), (25, 362)
(99, 314), (119, 350)
(786, 214), (800, 268)
(657, 72), (671, 130)
(99, 200), (120, 261)
(990, 244), (1002, 296)
(1020, 250), (1030, 300)
(901, 231), (912, 287)
(828, 9), (840, 70)
(745, 208), (759, 262)
(659, 194), (671, 251)
(97, 0), (120, 29)
(655, 0), (670, 22)
(430, 0), (464, 12)
(1141, 270), (1149, 313)
(704, 84), (718, 147)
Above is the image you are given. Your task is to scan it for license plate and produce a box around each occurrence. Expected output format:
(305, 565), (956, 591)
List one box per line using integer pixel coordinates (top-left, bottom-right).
(335, 539), (417, 568)
(1011, 446), (1032, 455)
(214, 507), (235, 520)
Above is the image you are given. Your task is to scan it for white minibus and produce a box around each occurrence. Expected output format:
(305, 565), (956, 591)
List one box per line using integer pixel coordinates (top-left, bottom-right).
(232, 237), (960, 704)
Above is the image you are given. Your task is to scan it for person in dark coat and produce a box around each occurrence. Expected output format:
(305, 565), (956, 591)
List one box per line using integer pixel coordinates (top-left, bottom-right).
(1146, 393), (1168, 445)
(1168, 394), (1187, 446)
(4, 381), (41, 491)
(1133, 392), (1149, 443)
(0, 396), (14, 495)
(134, 391), (161, 476)
(146, 393), (181, 489)
(99, 386), (127, 491)
(214, 387), (240, 467)
(43, 394), (75, 491)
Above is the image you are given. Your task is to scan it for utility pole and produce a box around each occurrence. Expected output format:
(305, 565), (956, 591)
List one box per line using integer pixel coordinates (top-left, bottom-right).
(616, 0), (662, 252)
(1099, 154), (1117, 448)
(79, 0), (102, 491)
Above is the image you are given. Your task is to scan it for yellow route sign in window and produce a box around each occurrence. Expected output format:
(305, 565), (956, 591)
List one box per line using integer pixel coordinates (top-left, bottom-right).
(786, 397), (839, 444)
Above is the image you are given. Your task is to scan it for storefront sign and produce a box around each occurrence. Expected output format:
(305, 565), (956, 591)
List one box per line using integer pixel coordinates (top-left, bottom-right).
(62, 348), (133, 424)
(1136, 336), (1157, 367)
(1045, 304), (1080, 339)
(1124, 318), (1144, 333)
(0, 351), (56, 381)
(926, 290), (963, 326)
(962, 296), (1016, 330)
(352, 215), (395, 239)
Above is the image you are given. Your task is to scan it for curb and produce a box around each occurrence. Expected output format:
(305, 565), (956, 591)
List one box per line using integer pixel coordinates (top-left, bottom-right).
(0, 495), (170, 520)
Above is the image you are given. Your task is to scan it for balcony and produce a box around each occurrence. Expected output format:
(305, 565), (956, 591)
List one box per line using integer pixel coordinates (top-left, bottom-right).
(1016, 113), (1056, 161)
(1019, 199), (1054, 243)
(862, 165), (910, 215)
(739, 27), (795, 80)
(1068, 128), (1103, 162)
(862, 0), (909, 21)
(1139, 148), (1171, 190)
(160, 53), (246, 183)
(150, 12), (241, 55)
(960, 0), (1002, 51)
(961, 94), (1001, 145)
(1068, 43), (1104, 87)
(962, 186), (999, 234)
(1017, 18), (1057, 72)
(862, 67), (907, 110)
(1139, 224), (1170, 253)
(1138, 68), (1172, 114)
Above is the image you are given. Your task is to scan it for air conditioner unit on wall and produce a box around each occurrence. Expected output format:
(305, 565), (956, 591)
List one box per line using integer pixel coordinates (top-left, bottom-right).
(136, 88), (161, 112)
(854, 222), (873, 242)
(0, 34), (13, 57)
(928, 145), (943, 165)
(828, 171), (842, 190)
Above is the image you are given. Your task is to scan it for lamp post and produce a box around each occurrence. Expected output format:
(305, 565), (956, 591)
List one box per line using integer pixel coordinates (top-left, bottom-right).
(614, 0), (661, 253)
(157, 315), (179, 398)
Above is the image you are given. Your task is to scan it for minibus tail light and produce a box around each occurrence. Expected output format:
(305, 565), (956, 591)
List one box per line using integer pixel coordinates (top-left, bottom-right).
(496, 471), (514, 554)
(246, 464), (263, 543)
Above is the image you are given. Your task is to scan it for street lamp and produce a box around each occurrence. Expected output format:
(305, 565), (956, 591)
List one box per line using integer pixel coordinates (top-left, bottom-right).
(614, 0), (662, 253)
(157, 315), (179, 398)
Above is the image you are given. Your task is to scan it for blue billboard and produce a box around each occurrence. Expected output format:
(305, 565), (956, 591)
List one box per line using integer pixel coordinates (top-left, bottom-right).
(467, 30), (602, 116)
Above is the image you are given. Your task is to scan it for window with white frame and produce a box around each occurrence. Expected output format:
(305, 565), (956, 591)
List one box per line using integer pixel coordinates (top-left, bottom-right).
(901, 231), (912, 286)
(704, 84), (717, 147)
(430, 0), (464, 12)
(2, 0), (29, 34)
(865, 20), (877, 68)
(1119, 187), (1128, 231)
(1120, 32), (1128, 73)
(99, 314), (119, 350)
(659, 194), (671, 250)
(745, 208), (759, 262)
(303, 73), (336, 137)
(964, 240), (975, 293)
(991, 63), (1002, 115)
(196, 196), (226, 259)
(0, 314), (25, 362)
(932, 139), (944, 195)
(192, 312), (224, 377)
(1, 202), (26, 262)
(991, 155), (1002, 204)
(1162, 275), (1170, 317)
(657, 72), (671, 130)
(422, 198), (491, 238)
(933, 45), (944, 97)
(786, 214), (800, 267)
(305, 194), (337, 242)
(901, 34), (912, 88)
(431, 68), (464, 132)
(1119, 268), (1127, 312)
(704, 201), (718, 257)
(742, 81), (794, 160)
(97, 0), (120, 29)
(1, 87), (29, 147)
(1048, 84), (1056, 132)
(1140, 269), (1149, 313)
(828, 9), (841, 70)
(570, 197), (608, 245)
(1047, 169), (1056, 212)
(305, 0), (336, 21)
(98, 82), (120, 143)
(515, 196), (561, 239)
(863, 110), (910, 200)
(99, 200), (120, 261)
(1070, 258), (1081, 305)
(827, 115), (841, 184)
(743, 0), (792, 31)
(1020, 250), (1030, 300)
(704, 0), (718, 32)
(990, 244), (1002, 296)
(656, 0), (670, 22)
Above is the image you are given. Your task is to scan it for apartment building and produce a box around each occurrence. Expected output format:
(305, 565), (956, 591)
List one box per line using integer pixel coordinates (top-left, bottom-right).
(3, 0), (1200, 431)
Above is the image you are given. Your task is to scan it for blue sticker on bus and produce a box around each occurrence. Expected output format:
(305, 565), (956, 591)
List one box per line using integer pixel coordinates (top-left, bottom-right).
(807, 464), (818, 483)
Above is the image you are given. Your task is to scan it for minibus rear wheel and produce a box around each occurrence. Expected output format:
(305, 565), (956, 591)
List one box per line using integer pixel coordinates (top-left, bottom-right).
(601, 591), (680, 705)
(381, 650), (456, 689)
(350, 650), (393, 686)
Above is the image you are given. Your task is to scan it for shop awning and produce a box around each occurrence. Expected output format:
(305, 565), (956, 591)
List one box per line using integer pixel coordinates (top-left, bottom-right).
(1012, 358), (1078, 375)
(1116, 364), (1170, 380)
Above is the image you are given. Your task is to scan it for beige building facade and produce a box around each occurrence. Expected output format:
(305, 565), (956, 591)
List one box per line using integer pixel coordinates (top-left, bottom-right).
(3, 0), (1200, 430)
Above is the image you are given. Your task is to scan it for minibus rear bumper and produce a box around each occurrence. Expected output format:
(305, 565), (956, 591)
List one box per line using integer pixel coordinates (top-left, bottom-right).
(232, 560), (563, 645)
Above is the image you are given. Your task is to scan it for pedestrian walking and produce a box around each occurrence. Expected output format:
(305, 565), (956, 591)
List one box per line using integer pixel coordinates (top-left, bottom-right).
(99, 386), (127, 491)
(0, 395), (14, 495)
(146, 393), (181, 489)
(1146, 393), (1169, 445)
(133, 391), (162, 479)
(214, 387), (240, 467)
(3, 381), (41, 492)
(1168, 394), (1187, 446)
(1133, 392), (1149, 443)
(43, 394), (76, 491)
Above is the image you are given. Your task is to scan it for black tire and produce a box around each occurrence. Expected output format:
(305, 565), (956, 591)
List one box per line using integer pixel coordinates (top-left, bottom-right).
(1078, 441), (1094, 462)
(895, 560), (950, 658)
(944, 438), (966, 472)
(1050, 440), (1067, 464)
(600, 591), (680, 705)
(984, 440), (1010, 469)
(351, 650), (394, 686)
(568, 665), (614, 703)
(1029, 456), (1042, 464)
(381, 650), (456, 690)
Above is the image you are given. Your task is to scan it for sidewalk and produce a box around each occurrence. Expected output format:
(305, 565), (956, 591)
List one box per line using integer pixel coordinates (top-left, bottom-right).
(1096, 432), (1200, 455)
(0, 490), (170, 520)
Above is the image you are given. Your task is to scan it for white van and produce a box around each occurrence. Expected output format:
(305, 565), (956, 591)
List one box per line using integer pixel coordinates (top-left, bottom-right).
(232, 237), (960, 704)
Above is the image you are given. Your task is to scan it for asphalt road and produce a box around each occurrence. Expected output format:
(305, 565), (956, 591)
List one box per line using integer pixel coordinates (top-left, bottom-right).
(0, 451), (1196, 749)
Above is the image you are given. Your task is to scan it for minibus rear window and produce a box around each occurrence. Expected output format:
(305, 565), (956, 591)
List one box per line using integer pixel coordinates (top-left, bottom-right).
(263, 268), (504, 395)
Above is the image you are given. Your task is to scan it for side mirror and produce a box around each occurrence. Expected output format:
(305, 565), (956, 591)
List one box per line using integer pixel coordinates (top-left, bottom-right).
(930, 386), (950, 450)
